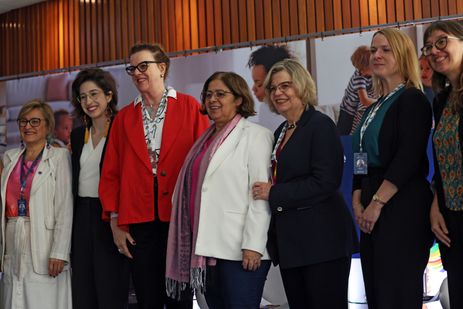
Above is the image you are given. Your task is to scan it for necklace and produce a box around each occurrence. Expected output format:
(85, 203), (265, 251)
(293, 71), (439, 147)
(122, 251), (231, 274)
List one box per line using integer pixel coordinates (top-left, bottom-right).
(287, 122), (296, 130)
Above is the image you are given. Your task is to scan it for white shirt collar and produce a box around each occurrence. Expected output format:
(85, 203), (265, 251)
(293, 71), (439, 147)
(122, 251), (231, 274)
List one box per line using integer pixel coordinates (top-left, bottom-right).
(134, 87), (177, 106)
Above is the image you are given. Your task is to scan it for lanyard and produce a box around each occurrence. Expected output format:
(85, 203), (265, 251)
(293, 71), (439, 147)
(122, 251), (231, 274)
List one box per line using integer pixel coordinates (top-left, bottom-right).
(19, 148), (44, 198)
(358, 83), (404, 152)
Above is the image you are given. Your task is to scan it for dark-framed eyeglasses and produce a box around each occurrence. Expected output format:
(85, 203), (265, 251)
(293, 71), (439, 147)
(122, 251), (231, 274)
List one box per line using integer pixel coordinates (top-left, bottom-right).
(77, 89), (102, 103)
(125, 61), (161, 76)
(18, 118), (43, 128)
(202, 90), (233, 101)
(268, 81), (293, 94)
(421, 36), (460, 56)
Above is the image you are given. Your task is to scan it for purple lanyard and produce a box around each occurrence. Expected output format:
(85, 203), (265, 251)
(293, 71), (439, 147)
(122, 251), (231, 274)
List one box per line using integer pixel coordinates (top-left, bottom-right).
(19, 148), (44, 198)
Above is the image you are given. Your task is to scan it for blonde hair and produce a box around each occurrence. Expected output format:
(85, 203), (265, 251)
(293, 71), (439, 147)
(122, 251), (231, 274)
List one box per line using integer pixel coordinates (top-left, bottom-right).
(263, 59), (317, 114)
(18, 99), (55, 141)
(371, 28), (422, 96)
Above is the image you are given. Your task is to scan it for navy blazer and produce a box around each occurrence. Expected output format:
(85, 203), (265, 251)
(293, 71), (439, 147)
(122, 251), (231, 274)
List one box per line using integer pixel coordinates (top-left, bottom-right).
(267, 106), (357, 269)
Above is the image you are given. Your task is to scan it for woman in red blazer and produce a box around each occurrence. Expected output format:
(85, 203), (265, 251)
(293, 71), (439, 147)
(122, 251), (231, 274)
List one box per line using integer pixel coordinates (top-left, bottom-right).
(99, 43), (210, 309)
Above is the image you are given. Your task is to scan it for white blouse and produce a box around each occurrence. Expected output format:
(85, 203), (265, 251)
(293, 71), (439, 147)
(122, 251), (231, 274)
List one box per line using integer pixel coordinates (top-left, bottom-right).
(78, 133), (106, 198)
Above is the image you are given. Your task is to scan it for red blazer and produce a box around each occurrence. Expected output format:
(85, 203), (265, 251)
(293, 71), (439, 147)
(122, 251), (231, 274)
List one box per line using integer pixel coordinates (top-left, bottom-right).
(99, 91), (210, 226)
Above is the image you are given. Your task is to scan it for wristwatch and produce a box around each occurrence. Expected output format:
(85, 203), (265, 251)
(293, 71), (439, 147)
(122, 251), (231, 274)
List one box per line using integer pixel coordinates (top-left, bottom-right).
(372, 194), (386, 206)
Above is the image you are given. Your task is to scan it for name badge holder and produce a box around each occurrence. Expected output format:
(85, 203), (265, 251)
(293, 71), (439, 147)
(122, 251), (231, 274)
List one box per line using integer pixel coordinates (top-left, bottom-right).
(18, 148), (44, 216)
(353, 84), (404, 175)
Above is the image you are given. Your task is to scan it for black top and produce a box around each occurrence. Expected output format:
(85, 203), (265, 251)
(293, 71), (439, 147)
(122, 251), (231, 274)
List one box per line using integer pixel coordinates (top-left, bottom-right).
(268, 106), (357, 268)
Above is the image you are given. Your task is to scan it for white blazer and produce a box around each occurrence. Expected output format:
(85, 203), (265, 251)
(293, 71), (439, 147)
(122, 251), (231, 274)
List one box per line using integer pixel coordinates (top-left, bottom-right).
(0, 146), (73, 274)
(195, 118), (273, 261)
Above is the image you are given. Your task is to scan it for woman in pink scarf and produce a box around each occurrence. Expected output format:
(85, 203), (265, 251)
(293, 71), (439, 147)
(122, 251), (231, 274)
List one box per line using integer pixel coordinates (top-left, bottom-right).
(166, 72), (273, 309)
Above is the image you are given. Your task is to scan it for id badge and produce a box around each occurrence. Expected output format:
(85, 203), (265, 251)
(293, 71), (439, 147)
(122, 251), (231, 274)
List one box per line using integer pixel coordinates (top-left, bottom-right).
(17, 198), (27, 216)
(353, 152), (368, 175)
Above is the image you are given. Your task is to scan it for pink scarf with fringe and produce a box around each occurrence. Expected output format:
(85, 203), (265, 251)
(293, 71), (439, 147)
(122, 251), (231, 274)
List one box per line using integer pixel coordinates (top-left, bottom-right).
(166, 114), (242, 299)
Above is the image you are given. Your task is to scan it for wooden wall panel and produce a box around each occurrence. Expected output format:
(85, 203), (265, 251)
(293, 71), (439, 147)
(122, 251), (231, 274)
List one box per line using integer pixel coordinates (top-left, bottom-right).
(1, 0), (463, 76)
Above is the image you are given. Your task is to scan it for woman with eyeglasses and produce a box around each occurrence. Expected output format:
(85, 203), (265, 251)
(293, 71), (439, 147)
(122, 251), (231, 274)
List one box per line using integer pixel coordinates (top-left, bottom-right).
(69, 68), (130, 309)
(423, 20), (463, 309)
(252, 59), (357, 309)
(0, 100), (73, 308)
(351, 28), (433, 309)
(166, 71), (273, 309)
(99, 43), (209, 309)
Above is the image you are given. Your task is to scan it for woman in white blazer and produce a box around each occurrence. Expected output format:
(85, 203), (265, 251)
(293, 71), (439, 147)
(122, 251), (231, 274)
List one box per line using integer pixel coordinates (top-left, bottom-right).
(166, 72), (273, 309)
(0, 100), (73, 309)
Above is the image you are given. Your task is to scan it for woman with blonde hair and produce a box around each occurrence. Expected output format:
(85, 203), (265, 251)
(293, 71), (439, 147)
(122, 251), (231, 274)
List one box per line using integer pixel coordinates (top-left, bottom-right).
(352, 28), (433, 308)
(253, 59), (357, 308)
(0, 100), (73, 308)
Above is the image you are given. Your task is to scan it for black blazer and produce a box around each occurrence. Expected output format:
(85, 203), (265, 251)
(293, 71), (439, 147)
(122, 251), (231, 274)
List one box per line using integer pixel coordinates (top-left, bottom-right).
(268, 106), (357, 269)
(353, 87), (432, 191)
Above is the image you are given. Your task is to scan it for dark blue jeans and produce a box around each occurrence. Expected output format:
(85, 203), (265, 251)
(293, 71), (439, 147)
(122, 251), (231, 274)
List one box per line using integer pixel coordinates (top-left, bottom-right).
(205, 259), (271, 309)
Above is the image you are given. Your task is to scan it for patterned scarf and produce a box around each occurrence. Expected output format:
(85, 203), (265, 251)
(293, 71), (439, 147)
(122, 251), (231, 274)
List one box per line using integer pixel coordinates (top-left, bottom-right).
(166, 114), (242, 299)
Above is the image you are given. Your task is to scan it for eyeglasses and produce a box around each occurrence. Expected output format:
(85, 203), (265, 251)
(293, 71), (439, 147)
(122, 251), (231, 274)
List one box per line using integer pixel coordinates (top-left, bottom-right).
(77, 90), (102, 103)
(125, 61), (161, 75)
(421, 36), (460, 56)
(202, 90), (233, 101)
(268, 81), (293, 94)
(18, 118), (43, 128)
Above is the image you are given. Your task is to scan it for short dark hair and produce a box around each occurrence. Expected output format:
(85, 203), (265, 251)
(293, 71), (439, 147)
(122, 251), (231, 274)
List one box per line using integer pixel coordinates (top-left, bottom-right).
(71, 68), (118, 125)
(247, 45), (293, 73)
(129, 43), (171, 80)
(200, 72), (256, 118)
(54, 109), (70, 129)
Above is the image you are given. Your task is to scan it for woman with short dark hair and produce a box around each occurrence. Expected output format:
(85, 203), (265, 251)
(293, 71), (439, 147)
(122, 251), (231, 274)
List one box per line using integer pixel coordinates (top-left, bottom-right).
(166, 71), (273, 309)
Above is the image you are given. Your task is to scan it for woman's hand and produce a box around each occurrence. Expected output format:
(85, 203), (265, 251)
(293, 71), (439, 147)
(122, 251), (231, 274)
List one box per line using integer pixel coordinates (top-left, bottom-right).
(242, 249), (262, 271)
(430, 200), (450, 247)
(252, 182), (272, 200)
(353, 203), (365, 229)
(48, 258), (65, 277)
(361, 202), (382, 234)
(110, 218), (135, 259)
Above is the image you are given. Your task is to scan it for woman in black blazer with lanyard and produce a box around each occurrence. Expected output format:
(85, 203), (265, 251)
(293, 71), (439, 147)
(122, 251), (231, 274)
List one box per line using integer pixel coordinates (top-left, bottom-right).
(70, 68), (129, 309)
(253, 59), (357, 309)
(352, 28), (433, 309)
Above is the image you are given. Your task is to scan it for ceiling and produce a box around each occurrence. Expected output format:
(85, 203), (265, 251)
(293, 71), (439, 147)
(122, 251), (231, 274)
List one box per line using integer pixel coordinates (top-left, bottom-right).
(0, 0), (45, 15)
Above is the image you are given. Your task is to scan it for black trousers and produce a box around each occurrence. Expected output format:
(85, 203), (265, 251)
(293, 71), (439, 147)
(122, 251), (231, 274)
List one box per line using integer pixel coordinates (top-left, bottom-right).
(279, 257), (351, 309)
(128, 177), (192, 309)
(71, 197), (130, 309)
(359, 171), (432, 309)
(440, 207), (463, 309)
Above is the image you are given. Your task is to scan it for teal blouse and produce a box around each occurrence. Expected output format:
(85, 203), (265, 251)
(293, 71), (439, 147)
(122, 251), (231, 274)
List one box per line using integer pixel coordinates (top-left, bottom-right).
(352, 87), (406, 167)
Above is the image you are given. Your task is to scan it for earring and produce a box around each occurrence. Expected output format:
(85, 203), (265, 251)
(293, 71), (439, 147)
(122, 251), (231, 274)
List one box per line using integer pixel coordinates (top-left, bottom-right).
(160, 74), (164, 78)
(20, 140), (25, 149)
(105, 107), (113, 119)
